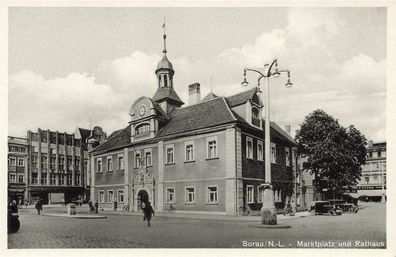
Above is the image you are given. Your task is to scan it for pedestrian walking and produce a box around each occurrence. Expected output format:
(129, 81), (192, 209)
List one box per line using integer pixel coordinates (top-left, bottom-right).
(35, 199), (43, 215)
(142, 201), (155, 226)
(94, 201), (99, 214)
(88, 200), (94, 213)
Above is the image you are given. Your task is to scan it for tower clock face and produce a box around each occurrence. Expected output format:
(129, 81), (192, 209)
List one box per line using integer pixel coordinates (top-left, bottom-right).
(139, 105), (146, 116)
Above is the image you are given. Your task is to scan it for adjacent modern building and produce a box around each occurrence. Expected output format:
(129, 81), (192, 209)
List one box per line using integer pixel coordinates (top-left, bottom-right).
(89, 31), (297, 215)
(9, 128), (94, 204)
(8, 136), (29, 203)
(358, 141), (386, 202)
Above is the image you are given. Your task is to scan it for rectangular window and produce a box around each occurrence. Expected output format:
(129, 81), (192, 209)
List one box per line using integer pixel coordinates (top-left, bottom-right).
(32, 156), (38, 168)
(59, 156), (64, 170)
(207, 137), (218, 159)
(365, 176), (369, 184)
(207, 186), (218, 203)
(247, 185), (254, 203)
(50, 157), (56, 170)
(118, 190), (124, 203)
(18, 174), (24, 183)
(185, 141), (194, 162)
(118, 156), (124, 170)
(246, 137), (253, 159)
(97, 159), (102, 173)
(41, 155), (48, 169)
(107, 190), (114, 203)
(185, 187), (195, 203)
(372, 151), (378, 158)
(166, 145), (174, 164)
(31, 173), (38, 184)
(166, 188), (175, 203)
(59, 174), (64, 185)
(257, 141), (263, 161)
(41, 173), (47, 184)
(107, 157), (113, 172)
(50, 174), (56, 185)
(17, 158), (24, 166)
(8, 157), (16, 166)
(67, 174), (72, 185)
(75, 158), (80, 171)
(285, 147), (290, 167)
(99, 191), (105, 203)
(9, 174), (16, 183)
(145, 149), (152, 166)
(67, 156), (72, 171)
(271, 143), (276, 164)
(135, 151), (141, 168)
(75, 174), (81, 185)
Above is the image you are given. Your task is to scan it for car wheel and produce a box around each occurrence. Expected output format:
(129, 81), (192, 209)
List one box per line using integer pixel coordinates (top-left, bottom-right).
(328, 210), (335, 216)
(348, 207), (354, 213)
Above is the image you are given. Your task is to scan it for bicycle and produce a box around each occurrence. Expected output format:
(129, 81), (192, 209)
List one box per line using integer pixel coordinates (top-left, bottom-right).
(166, 204), (176, 214)
(122, 204), (130, 212)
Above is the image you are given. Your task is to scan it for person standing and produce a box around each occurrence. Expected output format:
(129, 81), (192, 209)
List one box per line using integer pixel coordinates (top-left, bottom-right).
(94, 201), (99, 214)
(142, 201), (155, 226)
(35, 199), (42, 215)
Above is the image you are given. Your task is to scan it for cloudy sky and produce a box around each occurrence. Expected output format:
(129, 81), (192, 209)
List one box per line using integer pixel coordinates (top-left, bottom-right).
(8, 7), (386, 141)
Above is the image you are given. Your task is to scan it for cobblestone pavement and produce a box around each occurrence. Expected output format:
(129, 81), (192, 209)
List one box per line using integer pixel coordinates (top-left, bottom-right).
(8, 202), (385, 248)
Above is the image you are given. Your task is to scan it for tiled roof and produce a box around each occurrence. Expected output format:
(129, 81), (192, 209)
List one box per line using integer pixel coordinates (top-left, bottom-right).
(90, 125), (131, 154)
(201, 92), (218, 102)
(152, 87), (184, 105)
(157, 97), (236, 137)
(226, 87), (257, 107)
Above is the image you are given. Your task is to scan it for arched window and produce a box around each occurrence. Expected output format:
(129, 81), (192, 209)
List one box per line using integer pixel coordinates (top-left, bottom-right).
(135, 123), (150, 136)
(158, 75), (162, 87)
(164, 74), (168, 87)
(252, 107), (260, 127)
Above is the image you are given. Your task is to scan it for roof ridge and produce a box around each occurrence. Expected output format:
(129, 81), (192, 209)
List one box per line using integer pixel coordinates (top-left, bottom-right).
(178, 95), (222, 110)
(221, 96), (237, 121)
(226, 86), (257, 98)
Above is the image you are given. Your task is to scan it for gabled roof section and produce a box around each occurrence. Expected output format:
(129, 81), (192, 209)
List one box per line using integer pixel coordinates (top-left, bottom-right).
(152, 87), (184, 105)
(226, 87), (258, 107)
(90, 125), (131, 154)
(157, 97), (237, 137)
(201, 92), (218, 102)
(269, 121), (295, 145)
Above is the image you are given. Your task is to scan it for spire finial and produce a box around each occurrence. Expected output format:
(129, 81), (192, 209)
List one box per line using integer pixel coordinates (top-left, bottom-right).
(162, 16), (167, 55)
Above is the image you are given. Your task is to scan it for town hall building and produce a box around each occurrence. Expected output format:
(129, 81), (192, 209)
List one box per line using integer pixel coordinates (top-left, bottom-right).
(89, 31), (297, 215)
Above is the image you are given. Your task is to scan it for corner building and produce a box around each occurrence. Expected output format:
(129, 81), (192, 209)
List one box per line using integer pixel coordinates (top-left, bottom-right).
(90, 34), (296, 215)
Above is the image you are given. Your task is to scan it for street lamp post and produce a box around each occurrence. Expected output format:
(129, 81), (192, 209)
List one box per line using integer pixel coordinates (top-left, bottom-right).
(242, 59), (292, 225)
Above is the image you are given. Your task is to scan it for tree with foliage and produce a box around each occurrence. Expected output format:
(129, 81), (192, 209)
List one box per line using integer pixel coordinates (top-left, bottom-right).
(295, 109), (367, 195)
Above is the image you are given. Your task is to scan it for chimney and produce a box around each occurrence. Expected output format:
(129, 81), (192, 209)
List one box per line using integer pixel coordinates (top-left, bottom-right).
(188, 83), (201, 105)
(368, 140), (373, 147)
(285, 125), (291, 134)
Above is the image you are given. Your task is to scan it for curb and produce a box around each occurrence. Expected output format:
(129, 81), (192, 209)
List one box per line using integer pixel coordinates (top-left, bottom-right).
(248, 224), (292, 229)
(42, 213), (107, 219)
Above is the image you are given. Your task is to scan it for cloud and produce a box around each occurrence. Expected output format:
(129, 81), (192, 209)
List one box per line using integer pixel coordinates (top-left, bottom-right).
(214, 8), (385, 142)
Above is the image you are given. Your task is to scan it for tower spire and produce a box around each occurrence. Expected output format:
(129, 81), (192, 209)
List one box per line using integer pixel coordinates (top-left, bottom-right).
(162, 16), (167, 55)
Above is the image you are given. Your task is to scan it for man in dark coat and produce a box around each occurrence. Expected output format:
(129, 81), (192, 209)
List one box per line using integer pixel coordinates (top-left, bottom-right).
(94, 201), (99, 214)
(142, 201), (155, 226)
(35, 199), (42, 215)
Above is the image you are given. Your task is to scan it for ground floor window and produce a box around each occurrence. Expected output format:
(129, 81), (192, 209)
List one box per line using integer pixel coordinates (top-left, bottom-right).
(258, 186), (264, 203)
(185, 187), (195, 203)
(107, 190), (114, 203)
(117, 190), (124, 203)
(98, 191), (104, 203)
(166, 188), (175, 203)
(206, 186), (218, 203)
(247, 185), (254, 203)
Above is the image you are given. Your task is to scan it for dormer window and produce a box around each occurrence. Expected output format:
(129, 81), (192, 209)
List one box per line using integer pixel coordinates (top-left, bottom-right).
(252, 107), (260, 127)
(135, 123), (150, 136)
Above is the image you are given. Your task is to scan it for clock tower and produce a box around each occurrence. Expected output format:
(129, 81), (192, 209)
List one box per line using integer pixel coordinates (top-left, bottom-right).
(152, 24), (184, 114)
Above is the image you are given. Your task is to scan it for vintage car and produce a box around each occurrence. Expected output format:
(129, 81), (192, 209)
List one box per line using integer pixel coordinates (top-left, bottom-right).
(309, 201), (343, 216)
(328, 199), (358, 213)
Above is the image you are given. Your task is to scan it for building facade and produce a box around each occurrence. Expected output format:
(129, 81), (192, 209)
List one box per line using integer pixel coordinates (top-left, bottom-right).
(23, 128), (92, 204)
(358, 141), (386, 202)
(8, 136), (29, 203)
(89, 32), (297, 215)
